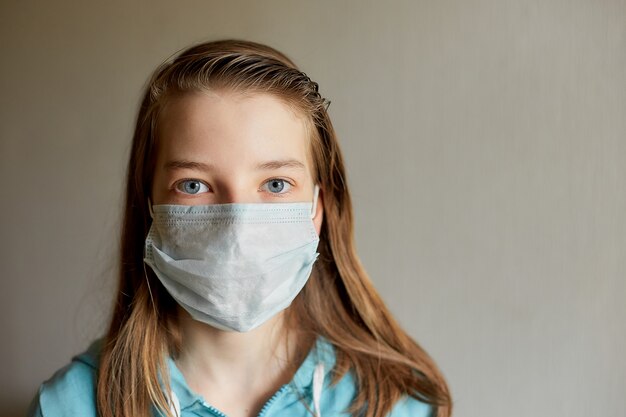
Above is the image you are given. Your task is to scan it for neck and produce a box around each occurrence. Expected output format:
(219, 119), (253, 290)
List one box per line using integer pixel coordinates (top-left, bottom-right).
(174, 308), (298, 388)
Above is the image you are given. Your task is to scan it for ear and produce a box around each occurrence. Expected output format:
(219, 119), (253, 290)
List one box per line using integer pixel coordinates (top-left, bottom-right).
(312, 188), (324, 236)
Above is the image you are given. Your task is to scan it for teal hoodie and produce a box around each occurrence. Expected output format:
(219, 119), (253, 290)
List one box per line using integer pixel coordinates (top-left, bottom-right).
(28, 338), (433, 417)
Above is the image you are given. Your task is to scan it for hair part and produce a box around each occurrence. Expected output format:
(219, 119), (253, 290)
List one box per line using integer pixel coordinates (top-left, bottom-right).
(98, 39), (451, 417)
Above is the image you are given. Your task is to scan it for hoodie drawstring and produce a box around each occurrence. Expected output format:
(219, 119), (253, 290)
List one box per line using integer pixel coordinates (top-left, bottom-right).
(312, 362), (325, 417)
(168, 390), (181, 417)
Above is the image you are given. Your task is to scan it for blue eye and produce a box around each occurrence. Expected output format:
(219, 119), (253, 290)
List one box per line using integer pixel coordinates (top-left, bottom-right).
(176, 180), (209, 195)
(263, 178), (292, 194)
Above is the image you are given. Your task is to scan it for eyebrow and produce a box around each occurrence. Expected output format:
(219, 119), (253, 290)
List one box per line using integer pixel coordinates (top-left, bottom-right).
(164, 160), (214, 171)
(164, 158), (306, 172)
(255, 159), (306, 171)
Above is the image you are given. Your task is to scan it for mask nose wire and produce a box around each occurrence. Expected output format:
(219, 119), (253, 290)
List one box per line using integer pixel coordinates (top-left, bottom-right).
(311, 184), (320, 219)
(149, 186), (318, 219)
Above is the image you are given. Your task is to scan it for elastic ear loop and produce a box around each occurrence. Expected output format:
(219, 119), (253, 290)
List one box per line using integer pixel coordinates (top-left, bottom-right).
(148, 197), (155, 219)
(142, 201), (157, 318)
(311, 184), (320, 219)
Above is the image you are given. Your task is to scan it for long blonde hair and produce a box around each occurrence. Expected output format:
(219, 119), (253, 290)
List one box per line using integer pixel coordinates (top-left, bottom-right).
(98, 39), (452, 417)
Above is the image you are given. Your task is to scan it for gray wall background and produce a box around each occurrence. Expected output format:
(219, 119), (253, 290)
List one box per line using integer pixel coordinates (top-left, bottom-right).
(1, 1), (624, 416)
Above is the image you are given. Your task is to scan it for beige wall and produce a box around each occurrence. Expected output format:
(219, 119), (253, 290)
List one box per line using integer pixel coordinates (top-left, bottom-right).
(1, 1), (624, 416)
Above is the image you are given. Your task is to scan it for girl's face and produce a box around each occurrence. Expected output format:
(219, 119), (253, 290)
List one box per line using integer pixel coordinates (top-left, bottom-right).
(151, 90), (323, 234)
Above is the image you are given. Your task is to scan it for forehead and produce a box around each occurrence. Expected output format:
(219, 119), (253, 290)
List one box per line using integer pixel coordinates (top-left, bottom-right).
(155, 90), (314, 172)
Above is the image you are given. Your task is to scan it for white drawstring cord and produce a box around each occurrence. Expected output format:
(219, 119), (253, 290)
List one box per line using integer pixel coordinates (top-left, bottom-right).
(168, 390), (181, 417)
(312, 362), (325, 417)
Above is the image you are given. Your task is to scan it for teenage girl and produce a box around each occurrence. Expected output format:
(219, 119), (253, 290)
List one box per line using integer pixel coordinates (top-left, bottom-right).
(29, 39), (451, 417)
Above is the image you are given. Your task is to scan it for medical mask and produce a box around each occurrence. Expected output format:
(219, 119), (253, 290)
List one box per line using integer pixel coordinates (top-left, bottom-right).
(143, 185), (320, 332)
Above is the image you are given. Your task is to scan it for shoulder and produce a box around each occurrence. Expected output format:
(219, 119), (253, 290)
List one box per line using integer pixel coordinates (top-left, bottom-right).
(316, 362), (433, 416)
(314, 339), (434, 417)
(387, 395), (434, 417)
(27, 339), (102, 417)
(326, 378), (433, 417)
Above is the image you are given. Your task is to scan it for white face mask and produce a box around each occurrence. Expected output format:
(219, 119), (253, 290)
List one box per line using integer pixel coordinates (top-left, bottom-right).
(143, 185), (320, 332)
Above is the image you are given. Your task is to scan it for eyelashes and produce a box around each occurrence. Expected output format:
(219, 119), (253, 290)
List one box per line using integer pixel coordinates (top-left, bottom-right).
(260, 178), (293, 195)
(175, 179), (209, 195)
(174, 178), (294, 196)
